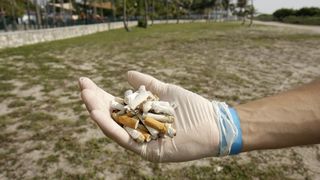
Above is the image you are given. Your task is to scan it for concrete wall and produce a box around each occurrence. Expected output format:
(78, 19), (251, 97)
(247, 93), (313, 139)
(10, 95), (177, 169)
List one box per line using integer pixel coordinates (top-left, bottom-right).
(0, 19), (204, 49)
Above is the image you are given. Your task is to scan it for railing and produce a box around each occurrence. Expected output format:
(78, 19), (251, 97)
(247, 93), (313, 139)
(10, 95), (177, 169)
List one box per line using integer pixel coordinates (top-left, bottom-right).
(0, 15), (239, 33)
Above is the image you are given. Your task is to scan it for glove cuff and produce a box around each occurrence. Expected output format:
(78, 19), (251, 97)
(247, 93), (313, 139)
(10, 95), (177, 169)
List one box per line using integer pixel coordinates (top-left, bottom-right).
(212, 101), (243, 156)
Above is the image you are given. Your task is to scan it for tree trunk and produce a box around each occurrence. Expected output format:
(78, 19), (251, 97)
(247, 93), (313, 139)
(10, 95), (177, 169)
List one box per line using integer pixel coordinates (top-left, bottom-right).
(151, 0), (154, 25)
(123, 0), (130, 31)
(53, 0), (56, 27)
(84, 0), (88, 24)
(34, 0), (42, 29)
(176, 2), (179, 24)
(166, 0), (168, 23)
(26, 0), (31, 29)
(0, 7), (8, 32)
(241, 8), (245, 25)
(99, 0), (104, 20)
(93, 0), (97, 20)
(188, 2), (192, 21)
(111, 0), (115, 21)
(249, 0), (253, 26)
(69, 0), (73, 25)
(10, 0), (17, 30)
(60, 0), (65, 26)
(144, 0), (148, 28)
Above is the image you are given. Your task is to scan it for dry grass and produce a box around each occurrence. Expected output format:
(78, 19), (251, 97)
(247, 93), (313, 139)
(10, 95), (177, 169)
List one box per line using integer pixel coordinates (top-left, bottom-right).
(0, 22), (320, 179)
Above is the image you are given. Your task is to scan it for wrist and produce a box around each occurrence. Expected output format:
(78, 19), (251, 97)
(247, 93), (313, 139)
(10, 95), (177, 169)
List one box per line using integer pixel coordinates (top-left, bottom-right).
(229, 107), (243, 155)
(212, 101), (243, 156)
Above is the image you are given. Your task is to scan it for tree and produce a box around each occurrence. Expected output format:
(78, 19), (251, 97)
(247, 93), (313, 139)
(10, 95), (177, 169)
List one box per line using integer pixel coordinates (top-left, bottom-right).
(34, 0), (42, 29)
(273, 8), (296, 21)
(150, 0), (154, 25)
(237, 0), (247, 24)
(248, 0), (254, 26)
(221, 0), (230, 18)
(10, 0), (17, 30)
(123, 0), (130, 31)
(144, 0), (148, 27)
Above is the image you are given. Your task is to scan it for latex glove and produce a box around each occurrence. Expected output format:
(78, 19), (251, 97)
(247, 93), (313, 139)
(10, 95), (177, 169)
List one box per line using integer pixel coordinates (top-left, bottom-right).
(79, 71), (220, 162)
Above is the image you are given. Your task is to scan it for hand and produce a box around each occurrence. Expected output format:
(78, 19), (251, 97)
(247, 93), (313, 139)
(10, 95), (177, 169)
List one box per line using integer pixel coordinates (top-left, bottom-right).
(79, 71), (220, 162)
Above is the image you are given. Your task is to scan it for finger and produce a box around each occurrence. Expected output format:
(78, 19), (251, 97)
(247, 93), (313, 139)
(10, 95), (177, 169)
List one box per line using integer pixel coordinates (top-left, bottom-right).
(79, 77), (97, 91)
(127, 71), (168, 96)
(79, 77), (114, 104)
(81, 89), (106, 112)
(91, 109), (143, 154)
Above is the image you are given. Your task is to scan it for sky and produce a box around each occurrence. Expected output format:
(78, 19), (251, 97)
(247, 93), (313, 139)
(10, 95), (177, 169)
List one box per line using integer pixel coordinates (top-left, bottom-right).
(253, 0), (320, 14)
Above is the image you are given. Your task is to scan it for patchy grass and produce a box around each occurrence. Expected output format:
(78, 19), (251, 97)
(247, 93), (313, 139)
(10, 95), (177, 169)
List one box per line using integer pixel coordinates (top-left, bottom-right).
(0, 22), (320, 179)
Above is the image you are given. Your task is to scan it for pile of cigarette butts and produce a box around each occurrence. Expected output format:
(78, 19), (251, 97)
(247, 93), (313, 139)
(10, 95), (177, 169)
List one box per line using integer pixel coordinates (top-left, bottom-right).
(111, 85), (176, 143)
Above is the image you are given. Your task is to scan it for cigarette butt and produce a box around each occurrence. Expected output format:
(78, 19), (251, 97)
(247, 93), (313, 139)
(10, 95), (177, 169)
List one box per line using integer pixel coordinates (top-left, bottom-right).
(137, 124), (149, 133)
(137, 129), (151, 142)
(124, 126), (145, 143)
(142, 133), (151, 142)
(165, 123), (177, 138)
(143, 113), (175, 123)
(114, 97), (125, 104)
(136, 124), (152, 142)
(117, 115), (139, 129)
(111, 112), (119, 121)
(144, 117), (167, 134)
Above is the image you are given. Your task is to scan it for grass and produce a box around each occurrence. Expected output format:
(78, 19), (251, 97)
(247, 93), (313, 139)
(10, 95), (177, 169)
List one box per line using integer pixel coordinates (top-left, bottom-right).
(1, 22), (320, 179)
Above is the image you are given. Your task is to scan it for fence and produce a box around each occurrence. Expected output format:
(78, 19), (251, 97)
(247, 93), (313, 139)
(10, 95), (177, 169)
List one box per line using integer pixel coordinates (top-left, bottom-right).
(0, 17), (238, 49)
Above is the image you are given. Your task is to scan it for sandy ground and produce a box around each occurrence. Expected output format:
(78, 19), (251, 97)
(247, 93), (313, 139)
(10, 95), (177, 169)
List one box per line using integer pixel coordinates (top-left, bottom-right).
(0, 22), (320, 179)
(254, 20), (320, 34)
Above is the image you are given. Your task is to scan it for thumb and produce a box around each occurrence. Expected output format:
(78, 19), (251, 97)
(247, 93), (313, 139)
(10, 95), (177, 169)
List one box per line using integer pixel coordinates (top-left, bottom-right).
(127, 71), (168, 97)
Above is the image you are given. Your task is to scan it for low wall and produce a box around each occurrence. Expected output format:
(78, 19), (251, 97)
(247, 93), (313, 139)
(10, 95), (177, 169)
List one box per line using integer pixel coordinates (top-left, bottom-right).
(0, 19), (205, 49)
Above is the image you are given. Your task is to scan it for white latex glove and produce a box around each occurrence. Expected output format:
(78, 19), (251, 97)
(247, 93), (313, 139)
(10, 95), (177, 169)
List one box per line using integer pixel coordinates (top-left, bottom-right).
(79, 71), (220, 162)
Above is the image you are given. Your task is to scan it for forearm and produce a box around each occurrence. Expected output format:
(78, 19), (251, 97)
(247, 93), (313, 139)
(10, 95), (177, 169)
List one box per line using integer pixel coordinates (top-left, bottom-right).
(235, 80), (320, 152)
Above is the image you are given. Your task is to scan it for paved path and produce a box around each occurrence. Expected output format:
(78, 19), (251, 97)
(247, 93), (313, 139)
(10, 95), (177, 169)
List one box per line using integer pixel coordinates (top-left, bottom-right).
(254, 21), (320, 34)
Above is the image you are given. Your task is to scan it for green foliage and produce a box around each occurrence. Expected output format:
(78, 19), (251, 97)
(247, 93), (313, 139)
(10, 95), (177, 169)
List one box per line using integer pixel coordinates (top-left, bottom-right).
(273, 7), (320, 21)
(283, 16), (320, 25)
(137, 19), (147, 28)
(273, 8), (296, 21)
(255, 14), (274, 21)
(295, 7), (320, 17)
(0, 0), (28, 17)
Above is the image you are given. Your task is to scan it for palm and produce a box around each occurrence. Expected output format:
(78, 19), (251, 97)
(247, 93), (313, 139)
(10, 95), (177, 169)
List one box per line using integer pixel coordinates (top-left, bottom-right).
(79, 77), (144, 154)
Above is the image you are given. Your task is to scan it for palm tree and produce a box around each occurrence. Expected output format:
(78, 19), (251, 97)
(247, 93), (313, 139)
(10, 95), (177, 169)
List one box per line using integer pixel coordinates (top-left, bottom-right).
(111, 0), (115, 21)
(222, 0), (230, 19)
(53, 0), (56, 26)
(59, 0), (65, 25)
(248, 0), (254, 26)
(34, 0), (42, 29)
(123, 0), (130, 31)
(10, 0), (17, 30)
(165, 0), (169, 23)
(151, 0), (154, 25)
(175, 0), (180, 24)
(144, 0), (148, 28)
(26, 0), (32, 28)
(99, 0), (104, 19)
(237, 0), (247, 24)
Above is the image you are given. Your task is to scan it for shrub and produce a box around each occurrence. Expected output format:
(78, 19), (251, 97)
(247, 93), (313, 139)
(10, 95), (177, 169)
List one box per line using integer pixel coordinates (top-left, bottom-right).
(282, 16), (320, 25)
(295, 7), (320, 17)
(137, 19), (147, 28)
(255, 14), (274, 21)
(273, 8), (296, 21)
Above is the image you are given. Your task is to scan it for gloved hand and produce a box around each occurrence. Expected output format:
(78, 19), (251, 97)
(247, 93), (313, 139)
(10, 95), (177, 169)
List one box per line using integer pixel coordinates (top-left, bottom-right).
(79, 71), (220, 162)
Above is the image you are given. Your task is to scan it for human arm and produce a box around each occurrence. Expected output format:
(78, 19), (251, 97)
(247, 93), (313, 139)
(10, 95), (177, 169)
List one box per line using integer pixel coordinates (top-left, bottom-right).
(236, 80), (320, 152)
(79, 71), (320, 162)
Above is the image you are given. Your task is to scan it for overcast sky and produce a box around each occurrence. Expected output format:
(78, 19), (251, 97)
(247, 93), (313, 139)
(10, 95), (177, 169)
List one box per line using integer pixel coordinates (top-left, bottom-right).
(253, 0), (320, 14)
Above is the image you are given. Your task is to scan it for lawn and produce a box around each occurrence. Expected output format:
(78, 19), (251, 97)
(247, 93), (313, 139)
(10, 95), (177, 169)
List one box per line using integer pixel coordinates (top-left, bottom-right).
(1, 22), (320, 179)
